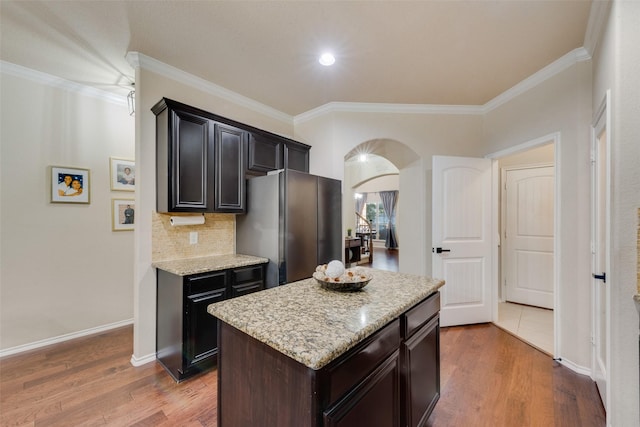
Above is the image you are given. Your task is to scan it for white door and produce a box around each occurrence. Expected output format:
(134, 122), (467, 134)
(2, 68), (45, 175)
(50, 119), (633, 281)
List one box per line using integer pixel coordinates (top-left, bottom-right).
(592, 94), (610, 410)
(504, 166), (555, 309)
(432, 156), (493, 327)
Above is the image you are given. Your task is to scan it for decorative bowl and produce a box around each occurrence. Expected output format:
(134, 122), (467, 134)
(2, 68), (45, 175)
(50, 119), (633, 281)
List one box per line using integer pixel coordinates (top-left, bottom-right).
(312, 270), (372, 292)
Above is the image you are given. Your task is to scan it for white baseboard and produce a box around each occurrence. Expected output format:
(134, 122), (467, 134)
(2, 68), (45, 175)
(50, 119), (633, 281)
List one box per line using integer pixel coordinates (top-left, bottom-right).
(0, 318), (133, 358)
(130, 352), (157, 367)
(557, 357), (591, 377)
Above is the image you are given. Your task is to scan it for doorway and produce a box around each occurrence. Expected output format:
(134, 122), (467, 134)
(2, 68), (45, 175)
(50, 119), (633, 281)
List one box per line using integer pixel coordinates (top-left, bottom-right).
(591, 92), (610, 411)
(491, 138), (557, 356)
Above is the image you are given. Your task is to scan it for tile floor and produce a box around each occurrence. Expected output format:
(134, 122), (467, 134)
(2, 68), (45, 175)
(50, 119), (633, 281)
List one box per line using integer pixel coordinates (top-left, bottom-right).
(494, 301), (554, 356)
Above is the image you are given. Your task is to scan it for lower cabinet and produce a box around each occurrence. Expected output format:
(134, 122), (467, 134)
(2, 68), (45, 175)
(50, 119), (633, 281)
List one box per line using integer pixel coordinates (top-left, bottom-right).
(216, 291), (440, 426)
(402, 315), (440, 427)
(323, 351), (400, 427)
(156, 263), (266, 382)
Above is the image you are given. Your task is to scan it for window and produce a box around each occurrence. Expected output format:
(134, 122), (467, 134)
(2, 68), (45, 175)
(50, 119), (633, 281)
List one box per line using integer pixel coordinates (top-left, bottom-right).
(360, 193), (394, 241)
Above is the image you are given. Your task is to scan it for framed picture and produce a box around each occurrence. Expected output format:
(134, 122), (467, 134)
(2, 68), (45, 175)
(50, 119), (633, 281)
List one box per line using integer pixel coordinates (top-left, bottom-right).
(112, 198), (135, 231)
(110, 157), (135, 191)
(50, 166), (90, 204)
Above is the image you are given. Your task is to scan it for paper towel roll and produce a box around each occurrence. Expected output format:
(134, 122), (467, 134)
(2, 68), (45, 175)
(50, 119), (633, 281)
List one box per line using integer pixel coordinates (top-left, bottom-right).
(170, 215), (205, 226)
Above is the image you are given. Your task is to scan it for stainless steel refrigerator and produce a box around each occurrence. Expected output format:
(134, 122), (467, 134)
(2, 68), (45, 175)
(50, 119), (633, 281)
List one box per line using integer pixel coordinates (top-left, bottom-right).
(236, 169), (342, 287)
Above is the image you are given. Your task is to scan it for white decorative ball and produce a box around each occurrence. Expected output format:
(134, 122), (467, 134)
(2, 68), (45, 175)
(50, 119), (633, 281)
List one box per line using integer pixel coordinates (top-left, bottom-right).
(325, 260), (345, 278)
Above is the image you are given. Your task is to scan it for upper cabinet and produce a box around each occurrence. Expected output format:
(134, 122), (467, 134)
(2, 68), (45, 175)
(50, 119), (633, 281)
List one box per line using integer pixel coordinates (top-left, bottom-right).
(214, 123), (246, 212)
(247, 133), (283, 174)
(247, 132), (310, 176)
(283, 140), (310, 173)
(153, 99), (246, 213)
(152, 98), (310, 213)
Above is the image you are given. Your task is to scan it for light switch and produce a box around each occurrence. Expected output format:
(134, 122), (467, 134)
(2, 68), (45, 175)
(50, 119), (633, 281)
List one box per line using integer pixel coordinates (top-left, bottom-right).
(189, 232), (198, 245)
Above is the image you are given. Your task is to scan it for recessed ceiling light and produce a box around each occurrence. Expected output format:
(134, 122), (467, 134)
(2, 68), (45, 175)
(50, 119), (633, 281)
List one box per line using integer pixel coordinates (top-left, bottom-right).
(319, 52), (335, 66)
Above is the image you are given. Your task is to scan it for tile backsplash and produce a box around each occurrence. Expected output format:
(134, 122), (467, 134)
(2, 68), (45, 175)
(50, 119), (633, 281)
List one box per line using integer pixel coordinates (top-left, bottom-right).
(152, 212), (235, 262)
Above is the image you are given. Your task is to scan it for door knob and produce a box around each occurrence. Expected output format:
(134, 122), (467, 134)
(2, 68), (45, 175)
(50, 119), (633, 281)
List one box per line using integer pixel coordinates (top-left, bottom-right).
(433, 247), (451, 254)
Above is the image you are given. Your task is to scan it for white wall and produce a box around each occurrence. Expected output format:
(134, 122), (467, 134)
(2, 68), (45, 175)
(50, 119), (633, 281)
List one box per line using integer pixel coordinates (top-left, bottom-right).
(0, 67), (135, 353)
(482, 61), (593, 371)
(592, 1), (640, 424)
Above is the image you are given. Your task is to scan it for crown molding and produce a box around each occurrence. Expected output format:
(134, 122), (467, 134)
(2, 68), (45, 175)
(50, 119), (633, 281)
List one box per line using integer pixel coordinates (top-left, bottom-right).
(0, 61), (127, 106)
(482, 47), (591, 114)
(583, 0), (612, 58)
(126, 52), (293, 126)
(294, 102), (483, 125)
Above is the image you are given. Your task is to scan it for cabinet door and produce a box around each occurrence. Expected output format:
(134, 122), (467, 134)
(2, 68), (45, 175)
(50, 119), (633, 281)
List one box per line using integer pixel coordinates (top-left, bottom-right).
(185, 288), (226, 366)
(248, 133), (282, 173)
(324, 351), (400, 427)
(170, 109), (215, 211)
(214, 123), (246, 212)
(283, 142), (309, 172)
(402, 316), (440, 427)
(185, 272), (228, 367)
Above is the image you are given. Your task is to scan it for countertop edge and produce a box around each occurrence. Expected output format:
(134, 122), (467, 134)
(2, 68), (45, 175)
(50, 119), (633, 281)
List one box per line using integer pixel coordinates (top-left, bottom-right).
(209, 272), (444, 370)
(152, 254), (269, 276)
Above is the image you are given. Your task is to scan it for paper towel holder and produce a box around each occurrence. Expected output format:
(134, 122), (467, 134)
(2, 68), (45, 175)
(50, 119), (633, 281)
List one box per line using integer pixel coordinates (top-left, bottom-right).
(170, 214), (205, 226)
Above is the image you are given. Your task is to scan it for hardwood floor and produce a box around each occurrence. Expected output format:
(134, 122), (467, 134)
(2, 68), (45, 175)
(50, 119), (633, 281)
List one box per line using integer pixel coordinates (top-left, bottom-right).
(370, 247), (399, 271)
(1, 322), (604, 426)
(0, 326), (217, 426)
(428, 324), (605, 426)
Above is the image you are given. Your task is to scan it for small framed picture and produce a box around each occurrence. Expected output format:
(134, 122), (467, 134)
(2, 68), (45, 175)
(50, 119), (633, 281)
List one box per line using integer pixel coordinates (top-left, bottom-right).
(50, 166), (90, 204)
(110, 157), (135, 191)
(112, 199), (135, 231)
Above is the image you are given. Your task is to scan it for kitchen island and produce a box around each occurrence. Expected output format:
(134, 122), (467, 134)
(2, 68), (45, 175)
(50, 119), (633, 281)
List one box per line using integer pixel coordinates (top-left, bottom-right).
(208, 268), (445, 427)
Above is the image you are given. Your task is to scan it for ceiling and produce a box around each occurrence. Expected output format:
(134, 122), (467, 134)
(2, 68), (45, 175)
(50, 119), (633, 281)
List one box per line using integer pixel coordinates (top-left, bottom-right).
(1, 1), (593, 117)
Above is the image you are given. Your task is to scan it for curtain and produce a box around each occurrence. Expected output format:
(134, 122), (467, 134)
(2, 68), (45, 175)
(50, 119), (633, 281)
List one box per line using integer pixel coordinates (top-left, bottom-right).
(354, 193), (367, 231)
(379, 190), (399, 249)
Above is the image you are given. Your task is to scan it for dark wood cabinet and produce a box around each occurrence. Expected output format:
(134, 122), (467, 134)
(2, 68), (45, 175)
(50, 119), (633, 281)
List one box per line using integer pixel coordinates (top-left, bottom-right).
(154, 105), (215, 212)
(152, 99), (246, 213)
(156, 262), (267, 382)
(184, 273), (227, 371)
(401, 292), (440, 427)
(248, 132), (310, 175)
(216, 291), (440, 426)
(214, 123), (246, 212)
(323, 351), (400, 427)
(247, 132), (282, 174)
(153, 98), (311, 211)
(284, 140), (310, 172)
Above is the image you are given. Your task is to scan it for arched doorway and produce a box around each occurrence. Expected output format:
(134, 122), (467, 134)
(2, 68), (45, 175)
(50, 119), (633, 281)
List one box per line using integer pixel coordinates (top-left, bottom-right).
(343, 139), (421, 274)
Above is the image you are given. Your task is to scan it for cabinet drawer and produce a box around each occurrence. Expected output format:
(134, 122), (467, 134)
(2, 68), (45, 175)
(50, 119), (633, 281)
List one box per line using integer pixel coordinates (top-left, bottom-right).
(403, 292), (440, 339)
(186, 271), (227, 296)
(325, 319), (400, 404)
(231, 281), (264, 298)
(232, 265), (264, 284)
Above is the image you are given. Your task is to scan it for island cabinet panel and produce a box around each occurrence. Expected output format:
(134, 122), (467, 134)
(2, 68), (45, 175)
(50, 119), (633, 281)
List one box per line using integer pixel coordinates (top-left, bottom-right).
(401, 292), (441, 427)
(156, 262), (267, 382)
(323, 351), (400, 427)
(215, 292), (440, 427)
(218, 323), (316, 426)
(323, 319), (400, 404)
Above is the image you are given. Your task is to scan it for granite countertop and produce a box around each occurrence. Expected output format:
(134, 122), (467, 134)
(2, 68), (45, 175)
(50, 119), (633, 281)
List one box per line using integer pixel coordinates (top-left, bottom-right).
(152, 253), (269, 276)
(208, 268), (445, 370)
